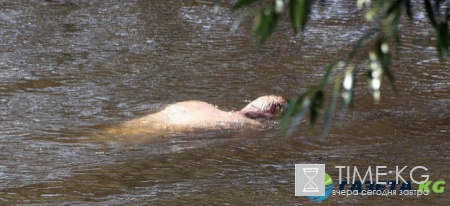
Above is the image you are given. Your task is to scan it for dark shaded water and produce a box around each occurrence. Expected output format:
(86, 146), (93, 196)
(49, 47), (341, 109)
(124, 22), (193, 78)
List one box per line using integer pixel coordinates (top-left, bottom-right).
(0, 0), (448, 205)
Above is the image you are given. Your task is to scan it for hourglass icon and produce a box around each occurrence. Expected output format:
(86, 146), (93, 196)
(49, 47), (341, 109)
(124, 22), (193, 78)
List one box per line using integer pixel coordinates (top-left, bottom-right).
(303, 168), (319, 192)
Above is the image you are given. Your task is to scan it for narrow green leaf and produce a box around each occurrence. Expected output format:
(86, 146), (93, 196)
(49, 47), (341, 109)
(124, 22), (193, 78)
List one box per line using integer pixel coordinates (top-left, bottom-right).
(404, 0), (413, 20)
(290, 0), (312, 32)
(309, 90), (324, 125)
(252, 9), (263, 36)
(258, 8), (272, 45)
(391, 7), (401, 44)
(252, 6), (281, 46)
(340, 65), (355, 117)
(290, 0), (301, 33)
(280, 91), (308, 133)
(340, 90), (353, 118)
(440, 22), (450, 51)
(231, 9), (251, 33)
(436, 29), (443, 60)
(347, 29), (377, 61)
(231, 0), (259, 11)
(288, 97), (311, 135)
(372, 37), (397, 94)
(380, 47), (397, 93)
(321, 81), (340, 139)
(365, 3), (381, 21)
(385, 1), (402, 44)
(386, 0), (403, 16)
(321, 60), (342, 85)
(436, 21), (450, 60)
(424, 0), (437, 28)
(280, 89), (311, 135)
(375, 38), (393, 84)
(280, 96), (299, 133)
(300, 0), (312, 31)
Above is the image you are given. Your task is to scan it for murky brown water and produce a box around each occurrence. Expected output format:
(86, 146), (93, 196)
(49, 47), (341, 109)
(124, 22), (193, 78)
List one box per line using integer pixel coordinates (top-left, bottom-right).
(0, 0), (448, 205)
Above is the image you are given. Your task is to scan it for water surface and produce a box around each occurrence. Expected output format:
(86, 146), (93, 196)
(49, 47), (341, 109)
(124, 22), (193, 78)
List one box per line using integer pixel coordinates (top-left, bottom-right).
(0, 0), (448, 204)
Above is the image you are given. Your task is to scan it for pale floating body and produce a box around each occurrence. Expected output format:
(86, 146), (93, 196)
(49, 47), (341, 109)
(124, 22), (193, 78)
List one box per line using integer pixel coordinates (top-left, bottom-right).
(107, 95), (288, 137)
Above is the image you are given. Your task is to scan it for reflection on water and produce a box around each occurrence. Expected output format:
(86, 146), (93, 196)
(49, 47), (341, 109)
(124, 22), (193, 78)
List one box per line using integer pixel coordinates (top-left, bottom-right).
(0, 0), (448, 204)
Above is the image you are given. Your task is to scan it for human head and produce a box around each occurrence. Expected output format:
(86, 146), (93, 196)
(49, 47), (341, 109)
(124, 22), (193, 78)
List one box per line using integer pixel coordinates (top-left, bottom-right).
(239, 95), (288, 120)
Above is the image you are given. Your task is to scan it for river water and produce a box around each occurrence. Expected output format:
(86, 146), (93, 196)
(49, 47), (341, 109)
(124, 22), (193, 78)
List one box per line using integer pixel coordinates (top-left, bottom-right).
(0, 0), (448, 205)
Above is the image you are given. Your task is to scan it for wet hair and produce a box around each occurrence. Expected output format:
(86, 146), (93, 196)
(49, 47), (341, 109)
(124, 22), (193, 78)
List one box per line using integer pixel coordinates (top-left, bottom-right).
(239, 95), (288, 120)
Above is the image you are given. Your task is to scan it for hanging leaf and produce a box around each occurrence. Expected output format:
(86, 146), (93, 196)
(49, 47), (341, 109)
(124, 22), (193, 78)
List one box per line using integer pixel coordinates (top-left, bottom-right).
(321, 81), (340, 139)
(309, 90), (324, 125)
(281, 87), (326, 136)
(252, 6), (281, 46)
(404, 0), (413, 20)
(289, 0), (312, 33)
(385, 1), (402, 43)
(290, 0), (300, 33)
(231, 9), (252, 33)
(391, 9), (401, 43)
(341, 65), (355, 117)
(436, 21), (450, 60)
(280, 91), (308, 134)
(348, 29), (377, 60)
(424, 0), (437, 28)
(287, 97), (311, 135)
(386, 0), (403, 15)
(365, 3), (381, 21)
(375, 37), (396, 92)
(279, 97), (298, 134)
(321, 60), (342, 86)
